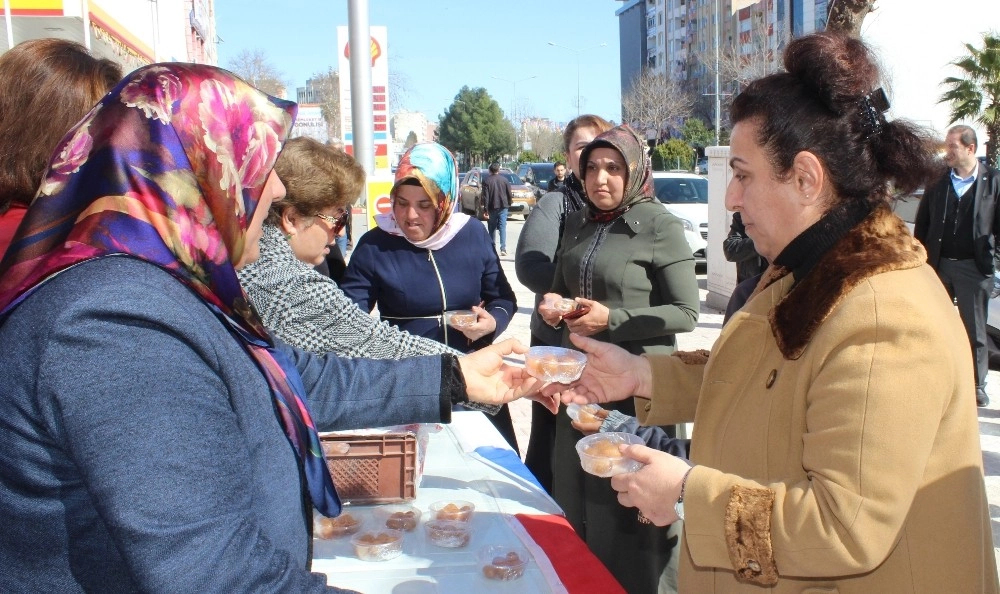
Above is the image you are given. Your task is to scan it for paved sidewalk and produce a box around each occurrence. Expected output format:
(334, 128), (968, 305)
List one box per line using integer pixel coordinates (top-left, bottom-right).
(491, 217), (1000, 569)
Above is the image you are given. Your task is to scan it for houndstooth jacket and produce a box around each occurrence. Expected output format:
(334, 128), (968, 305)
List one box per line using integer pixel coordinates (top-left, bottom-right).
(239, 225), (463, 359)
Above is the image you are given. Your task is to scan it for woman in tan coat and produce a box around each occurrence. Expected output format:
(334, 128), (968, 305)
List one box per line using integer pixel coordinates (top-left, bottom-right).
(549, 31), (998, 593)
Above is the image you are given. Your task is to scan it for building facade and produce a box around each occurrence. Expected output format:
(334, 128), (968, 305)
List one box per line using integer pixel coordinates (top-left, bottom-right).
(2, 0), (217, 74)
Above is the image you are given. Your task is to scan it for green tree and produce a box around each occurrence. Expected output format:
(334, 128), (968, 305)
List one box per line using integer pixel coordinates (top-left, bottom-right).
(518, 150), (541, 165)
(651, 139), (695, 171)
(437, 87), (515, 167)
(227, 49), (286, 97)
(403, 131), (418, 150)
(681, 118), (715, 151)
(939, 33), (1000, 167)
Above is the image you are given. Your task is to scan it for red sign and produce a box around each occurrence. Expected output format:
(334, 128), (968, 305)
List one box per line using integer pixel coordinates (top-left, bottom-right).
(375, 195), (392, 214)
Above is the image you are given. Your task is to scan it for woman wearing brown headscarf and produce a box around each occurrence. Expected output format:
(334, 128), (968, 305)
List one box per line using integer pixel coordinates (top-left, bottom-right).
(538, 124), (700, 594)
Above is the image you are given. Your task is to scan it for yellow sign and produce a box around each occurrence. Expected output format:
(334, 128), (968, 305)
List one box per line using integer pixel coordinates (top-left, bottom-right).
(365, 179), (394, 231)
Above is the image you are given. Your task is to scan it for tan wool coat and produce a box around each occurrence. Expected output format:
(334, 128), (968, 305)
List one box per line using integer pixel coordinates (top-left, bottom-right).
(639, 205), (998, 593)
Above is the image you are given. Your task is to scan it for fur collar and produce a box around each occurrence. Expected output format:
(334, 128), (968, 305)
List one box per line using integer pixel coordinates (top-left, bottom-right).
(762, 204), (927, 360)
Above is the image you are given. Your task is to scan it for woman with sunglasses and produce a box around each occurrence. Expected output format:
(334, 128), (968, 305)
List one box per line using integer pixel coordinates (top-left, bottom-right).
(238, 136), (467, 360)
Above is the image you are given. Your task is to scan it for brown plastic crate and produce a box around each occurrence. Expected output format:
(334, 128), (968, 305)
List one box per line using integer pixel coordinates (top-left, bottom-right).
(319, 433), (418, 504)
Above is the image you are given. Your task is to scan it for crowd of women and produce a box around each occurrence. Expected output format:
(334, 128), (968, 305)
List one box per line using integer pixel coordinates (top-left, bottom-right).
(0, 31), (997, 593)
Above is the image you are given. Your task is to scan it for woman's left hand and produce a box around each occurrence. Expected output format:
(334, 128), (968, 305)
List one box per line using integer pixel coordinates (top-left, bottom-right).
(457, 305), (497, 342)
(458, 339), (557, 412)
(609, 445), (692, 526)
(564, 298), (609, 336)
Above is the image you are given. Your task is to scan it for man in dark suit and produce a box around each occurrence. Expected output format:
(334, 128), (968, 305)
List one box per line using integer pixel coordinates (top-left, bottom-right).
(482, 162), (512, 256)
(914, 125), (1000, 407)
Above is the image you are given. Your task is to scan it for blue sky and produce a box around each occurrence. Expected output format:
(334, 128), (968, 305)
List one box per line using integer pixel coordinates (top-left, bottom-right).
(213, 1), (624, 126)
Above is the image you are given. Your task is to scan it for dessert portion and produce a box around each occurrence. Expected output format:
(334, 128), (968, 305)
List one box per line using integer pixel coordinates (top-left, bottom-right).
(524, 346), (587, 384)
(314, 512), (361, 539)
(429, 500), (475, 522)
(445, 310), (477, 329)
(424, 519), (471, 548)
(566, 402), (603, 425)
(548, 296), (580, 315)
(576, 432), (645, 477)
(351, 529), (403, 561)
(373, 505), (422, 532)
(479, 546), (528, 581)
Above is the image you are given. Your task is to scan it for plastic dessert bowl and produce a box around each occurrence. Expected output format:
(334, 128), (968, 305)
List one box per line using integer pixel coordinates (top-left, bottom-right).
(313, 512), (362, 539)
(548, 296), (579, 314)
(575, 432), (644, 477)
(444, 310), (477, 329)
(428, 499), (475, 522)
(524, 346), (587, 384)
(351, 528), (404, 561)
(566, 402), (603, 424)
(372, 504), (422, 532)
(424, 519), (471, 548)
(479, 545), (529, 581)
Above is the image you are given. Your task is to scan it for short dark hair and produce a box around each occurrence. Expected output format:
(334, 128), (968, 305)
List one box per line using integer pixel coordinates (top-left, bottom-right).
(0, 38), (122, 213)
(730, 31), (936, 205)
(554, 161), (566, 168)
(267, 137), (366, 225)
(489, 163), (500, 174)
(949, 125), (977, 151)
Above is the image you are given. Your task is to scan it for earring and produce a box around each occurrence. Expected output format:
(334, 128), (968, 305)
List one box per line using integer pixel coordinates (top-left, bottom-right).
(284, 232), (293, 241)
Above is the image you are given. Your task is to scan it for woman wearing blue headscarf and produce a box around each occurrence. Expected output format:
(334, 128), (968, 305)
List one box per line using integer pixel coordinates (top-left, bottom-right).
(341, 142), (520, 451)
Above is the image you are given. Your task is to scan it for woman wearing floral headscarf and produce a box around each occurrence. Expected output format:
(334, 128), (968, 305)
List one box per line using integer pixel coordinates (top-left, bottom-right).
(341, 142), (520, 451)
(537, 124), (700, 594)
(0, 64), (540, 593)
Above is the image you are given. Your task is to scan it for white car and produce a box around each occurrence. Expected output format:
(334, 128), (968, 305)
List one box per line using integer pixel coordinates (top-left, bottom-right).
(652, 171), (708, 264)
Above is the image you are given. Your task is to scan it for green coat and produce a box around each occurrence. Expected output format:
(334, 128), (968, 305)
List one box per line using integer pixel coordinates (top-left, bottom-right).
(550, 200), (700, 594)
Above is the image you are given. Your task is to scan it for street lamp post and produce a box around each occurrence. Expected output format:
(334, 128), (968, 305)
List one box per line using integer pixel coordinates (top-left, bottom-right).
(547, 41), (607, 117)
(491, 74), (537, 157)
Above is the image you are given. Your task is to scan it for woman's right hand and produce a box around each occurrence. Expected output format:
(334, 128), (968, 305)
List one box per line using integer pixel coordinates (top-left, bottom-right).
(541, 333), (652, 405)
(538, 292), (567, 327)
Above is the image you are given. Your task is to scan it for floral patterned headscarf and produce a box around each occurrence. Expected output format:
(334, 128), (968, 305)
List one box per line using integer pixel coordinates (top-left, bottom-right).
(579, 124), (655, 222)
(375, 141), (470, 250)
(0, 63), (343, 517)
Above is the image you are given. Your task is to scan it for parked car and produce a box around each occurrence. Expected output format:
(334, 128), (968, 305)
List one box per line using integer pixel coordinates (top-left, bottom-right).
(652, 171), (708, 264)
(459, 167), (536, 220)
(516, 162), (556, 200)
(891, 187), (1000, 368)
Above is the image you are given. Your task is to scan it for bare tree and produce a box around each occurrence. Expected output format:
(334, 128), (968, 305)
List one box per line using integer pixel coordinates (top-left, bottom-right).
(621, 70), (694, 139)
(718, 9), (786, 92)
(308, 67), (341, 141)
(526, 128), (564, 161)
(226, 49), (286, 97)
(826, 0), (877, 37)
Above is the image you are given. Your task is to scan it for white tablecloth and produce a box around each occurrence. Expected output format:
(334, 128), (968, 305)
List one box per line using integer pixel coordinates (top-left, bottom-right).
(312, 411), (568, 593)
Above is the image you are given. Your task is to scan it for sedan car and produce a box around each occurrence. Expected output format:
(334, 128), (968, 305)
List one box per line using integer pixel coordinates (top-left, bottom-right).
(459, 167), (536, 220)
(652, 171), (708, 264)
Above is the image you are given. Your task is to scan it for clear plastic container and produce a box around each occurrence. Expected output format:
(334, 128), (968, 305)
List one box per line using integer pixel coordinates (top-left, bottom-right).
(479, 544), (529, 581)
(444, 310), (477, 329)
(424, 519), (471, 548)
(575, 432), (645, 477)
(372, 504), (422, 532)
(547, 296), (580, 315)
(524, 346), (587, 384)
(351, 528), (404, 561)
(313, 512), (362, 539)
(566, 402), (603, 425)
(428, 499), (475, 522)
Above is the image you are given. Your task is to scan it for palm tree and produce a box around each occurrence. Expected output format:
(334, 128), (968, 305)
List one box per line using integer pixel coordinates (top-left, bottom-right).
(939, 33), (1000, 168)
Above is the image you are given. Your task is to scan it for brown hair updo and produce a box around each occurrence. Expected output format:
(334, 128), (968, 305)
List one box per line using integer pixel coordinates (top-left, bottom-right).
(731, 31), (937, 207)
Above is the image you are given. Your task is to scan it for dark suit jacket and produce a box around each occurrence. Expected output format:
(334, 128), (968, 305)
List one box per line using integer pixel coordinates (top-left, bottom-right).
(914, 164), (1000, 276)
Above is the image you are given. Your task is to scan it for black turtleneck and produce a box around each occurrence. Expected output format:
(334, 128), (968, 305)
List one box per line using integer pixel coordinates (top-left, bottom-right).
(772, 200), (873, 286)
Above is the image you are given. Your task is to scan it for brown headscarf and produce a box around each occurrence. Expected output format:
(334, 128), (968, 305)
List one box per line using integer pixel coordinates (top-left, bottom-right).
(579, 124), (655, 222)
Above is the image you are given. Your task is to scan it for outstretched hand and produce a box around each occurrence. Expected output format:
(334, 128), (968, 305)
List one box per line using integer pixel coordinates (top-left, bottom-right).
(540, 333), (651, 405)
(459, 339), (557, 412)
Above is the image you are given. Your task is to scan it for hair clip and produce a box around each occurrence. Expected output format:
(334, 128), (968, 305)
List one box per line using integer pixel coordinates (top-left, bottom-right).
(858, 87), (890, 140)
